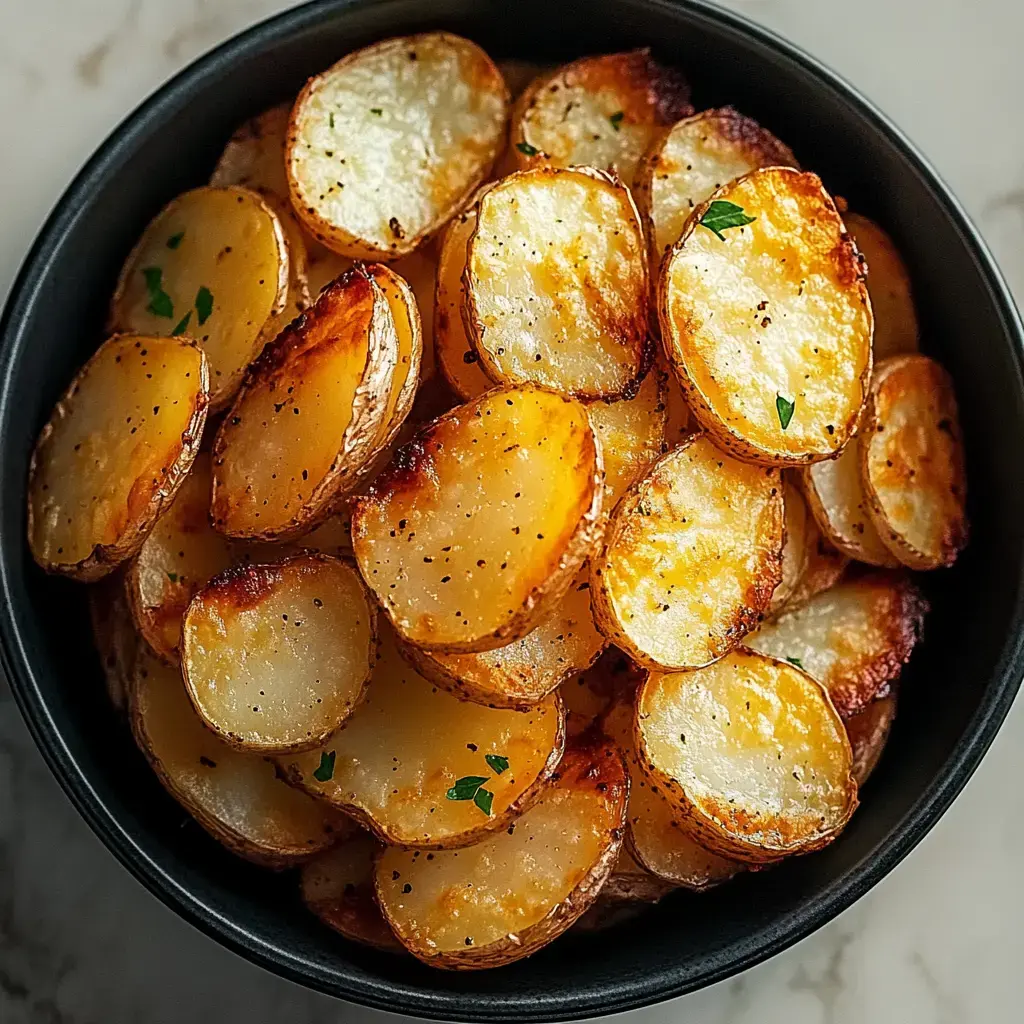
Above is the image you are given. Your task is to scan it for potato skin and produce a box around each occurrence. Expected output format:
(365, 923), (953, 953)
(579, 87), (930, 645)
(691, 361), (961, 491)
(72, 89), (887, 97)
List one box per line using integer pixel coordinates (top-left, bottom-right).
(88, 570), (137, 714)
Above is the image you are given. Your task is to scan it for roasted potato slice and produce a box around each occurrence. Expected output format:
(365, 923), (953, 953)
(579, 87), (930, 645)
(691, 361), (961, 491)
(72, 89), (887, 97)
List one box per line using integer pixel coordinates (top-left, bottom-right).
(89, 572), (137, 713)
(403, 570), (605, 708)
(260, 198), (313, 342)
(209, 103), (291, 203)
(278, 622), (564, 848)
(789, 523), (849, 609)
(634, 107), (796, 263)
(638, 648), (857, 862)
(287, 32), (509, 260)
(746, 571), (926, 719)
(591, 434), (784, 670)
(182, 553), (376, 754)
(659, 167), (872, 465)
(657, 358), (691, 448)
(601, 847), (676, 904)
(109, 186), (288, 409)
(464, 167), (649, 400)
(560, 647), (641, 736)
(28, 334), (208, 581)
(351, 385), (604, 653)
(769, 480), (812, 615)
(510, 50), (692, 186)
(301, 833), (403, 952)
(846, 692), (897, 786)
(375, 737), (628, 968)
(861, 355), (968, 569)
(211, 266), (397, 541)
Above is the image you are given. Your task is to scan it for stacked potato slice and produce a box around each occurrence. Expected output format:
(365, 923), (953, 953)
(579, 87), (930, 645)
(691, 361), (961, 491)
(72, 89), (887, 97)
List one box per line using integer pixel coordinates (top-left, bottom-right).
(29, 33), (966, 968)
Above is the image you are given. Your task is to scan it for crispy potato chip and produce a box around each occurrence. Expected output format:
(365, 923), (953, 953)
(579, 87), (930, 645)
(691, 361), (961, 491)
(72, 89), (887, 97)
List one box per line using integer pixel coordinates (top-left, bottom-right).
(769, 480), (812, 615)
(89, 572), (137, 713)
(846, 692), (897, 786)
(28, 334), (208, 581)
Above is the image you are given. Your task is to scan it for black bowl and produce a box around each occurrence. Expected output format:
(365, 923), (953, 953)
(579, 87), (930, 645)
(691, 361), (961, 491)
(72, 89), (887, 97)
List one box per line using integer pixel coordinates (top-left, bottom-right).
(2, 0), (1022, 1020)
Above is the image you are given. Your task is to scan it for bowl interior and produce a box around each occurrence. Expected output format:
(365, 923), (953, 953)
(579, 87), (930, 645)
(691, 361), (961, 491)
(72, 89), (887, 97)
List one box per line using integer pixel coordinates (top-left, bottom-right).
(2, 0), (1022, 1020)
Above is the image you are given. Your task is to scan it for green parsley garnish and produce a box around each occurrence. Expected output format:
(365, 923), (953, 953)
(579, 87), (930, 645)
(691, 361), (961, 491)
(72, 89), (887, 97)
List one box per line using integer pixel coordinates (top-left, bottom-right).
(699, 200), (756, 242)
(776, 394), (796, 431)
(473, 788), (494, 816)
(446, 775), (489, 801)
(142, 266), (174, 319)
(370, 108), (383, 116)
(485, 754), (509, 775)
(516, 141), (539, 157)
(171, 311), (192, 336)
(786, 656), (804, 669)
(609, 110), (624, 132)
(166, 231), (185, 250)
(313, 750), (336, 782)
(195, 286), (214, 325)
(166, 571), (179, 583)
(446, 754), (510, 814)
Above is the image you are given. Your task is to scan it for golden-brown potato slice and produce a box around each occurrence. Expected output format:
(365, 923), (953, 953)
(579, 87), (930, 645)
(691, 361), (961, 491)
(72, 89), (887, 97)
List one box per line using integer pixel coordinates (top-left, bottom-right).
(287, 32), (509, 260)
(375, 738), (627, 968)
(131, 646), (349, 866)
(403, 571), (605, 708)
(657, 359), (691, 448)
(510, 50), (692, 186)
(351, 385), (604, 653)
(638, 648), (857, 862)
(464, 168), (649, 400)
(846, 692), (897, 786)
(89, 572), (137, 713)
(301, 834), (403, 952)
(601, 847), (676, 904)
(260, 199), (313, 342)
(659, 168), (872, 465)
(211, 267), (397, 541)
(861, 355), (968, 569)
(769, 480), (812, 616)
(209, 103), (291, 202)
(591, 434), (784, 670)
(844, 213), (919, 360)
(634, 107), (796, 263)
(28, 334), (208, 581)
(560, 647), (641, 735)
(788, 524), (849, 609)
(278, 622), (564, 848)
(746, 571), (926, 719)
(109, 186), (288, 409)
(181, 553), (376, 753)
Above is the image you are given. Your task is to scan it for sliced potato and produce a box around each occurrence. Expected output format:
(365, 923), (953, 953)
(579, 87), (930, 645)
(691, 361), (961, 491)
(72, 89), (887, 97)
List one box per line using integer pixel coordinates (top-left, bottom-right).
(510, 50), (692, 185)
(28, 334), (208, 581)
(659, 167), (872, 465)
(375, 738), (628, 968)
(278, 622), (564, 848)
(109, 186), (288, 409)
(591, 434), (784, 670)
(658, 358), (691, 448)
(746, 571), (926, 719)
(464, 167), (649, 400)
(287, 32), (509, 260)
(211, 266), (397, 541)
(788, 523), (849, 609)
(769, 480), (812, 615)
(861, 355), (968, 569)
(846, 692), (897, 786)
(301, 834), (403, 952)
(634, 107), (796, 262)
(131, 646), (349, 866)
(260, 198), (313, 342)
(561, 647), (642, 735)
(89, 572), (137, 713)
(351, 385), (604, 653)
(601, 847), (676, 904)
(182, 553), (376, 754)
(638, 648), (857, 862)
(403, 570), (605, 708)
(209, 103), (291, 203)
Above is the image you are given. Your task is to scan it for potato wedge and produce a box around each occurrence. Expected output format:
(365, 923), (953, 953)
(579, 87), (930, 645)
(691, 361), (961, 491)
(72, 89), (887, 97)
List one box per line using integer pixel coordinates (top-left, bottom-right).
(591, 434), (784, 670)
(131, 645), (349, 866)
(861, 355), (968, 569)
(301, 834), (403, 952)
(510, 50), (692, 186)
(403, 571), (605, 708)
(109, 186), (288, 409)
(769, 480), (812, 615)
(287, 32), (509, 260)
(375, 737), (627, 968)
(561, 647), (642, 736)
(278, 621), (564, 848)
(789, 523), (849, 609)
(638, 648), (857, 862)
(89, 572), (137, 713)
(846, 692), (897, 786)
(464, 167), (649, 400)
(659, 167), (872, 465)
(181, 553), (376, 753)
(211, 266), (398, 541)
(351, 385), (604, 653)
(28, 334), (209, 581)
(634, 107), (796, 263)
(844, 213), (919, 360)
(746, 571), (926, 719)
(209, 103), (291, 203)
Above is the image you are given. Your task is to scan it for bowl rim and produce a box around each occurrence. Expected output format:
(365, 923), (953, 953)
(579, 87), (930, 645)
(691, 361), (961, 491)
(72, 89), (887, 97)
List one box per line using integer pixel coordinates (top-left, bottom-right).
(2, 0), (1023, 1019)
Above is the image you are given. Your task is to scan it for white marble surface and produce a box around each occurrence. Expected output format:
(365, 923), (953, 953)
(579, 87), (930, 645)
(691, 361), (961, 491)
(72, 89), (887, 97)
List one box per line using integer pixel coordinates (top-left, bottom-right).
(1, 1), (1023, 1021)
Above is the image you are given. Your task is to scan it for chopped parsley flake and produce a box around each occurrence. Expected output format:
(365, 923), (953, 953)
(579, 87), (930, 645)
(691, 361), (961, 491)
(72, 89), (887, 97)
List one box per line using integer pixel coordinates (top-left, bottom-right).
(313, 750), (336, 782)
(516, 141), (539, 157)
(776, 394), (796, 431)
(699, 200), (756, 242)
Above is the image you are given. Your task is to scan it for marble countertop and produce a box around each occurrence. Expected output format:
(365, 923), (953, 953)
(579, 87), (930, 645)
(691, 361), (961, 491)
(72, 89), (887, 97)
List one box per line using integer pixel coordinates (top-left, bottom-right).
(1, 1), (1022, 1021)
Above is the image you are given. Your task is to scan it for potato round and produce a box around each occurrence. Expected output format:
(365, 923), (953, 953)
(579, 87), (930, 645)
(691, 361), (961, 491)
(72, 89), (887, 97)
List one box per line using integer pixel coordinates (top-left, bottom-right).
(375, 738), (628, 968)
(209, 104), (291, 203)
(591, 434), (784, 670)
(746, 571), (926, 719)
(510, 50), (692, 186)
(789, 522), (849, 609)
(634, 107), (797, 262)
(28, 334), (209, 581)
(638, 648), (857, 862)
(352, 384), (604, 653)
(287, 32), (509, 260)
(561, 647), (643, 737)
(659, 167), (872, 465)
(657, 358), (691, 447)
(464, 168), (649, 400)
(211, 266), (398, 541)
(846, 692), (897, 787)
(89, 571), (138, 713)
(600, 847), (676, 904)
(260, 198), (313, 343)
(182, 553), (376, 754)
(278, 622), (564, 848)
(769, 480), (812, 615)
(861, 355), (968, 569)
(109, 186), (288, 409)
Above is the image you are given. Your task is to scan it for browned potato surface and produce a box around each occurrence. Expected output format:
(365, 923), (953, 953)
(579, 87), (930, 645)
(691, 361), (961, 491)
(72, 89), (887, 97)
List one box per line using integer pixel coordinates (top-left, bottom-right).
(769, 480), (812, 615)
(601, 847), (677, 904)
(560, 647), (642, 735)
(788, 523), (849, 609)
(846, 692), (897, 786)
(89, 572), (137, 713)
